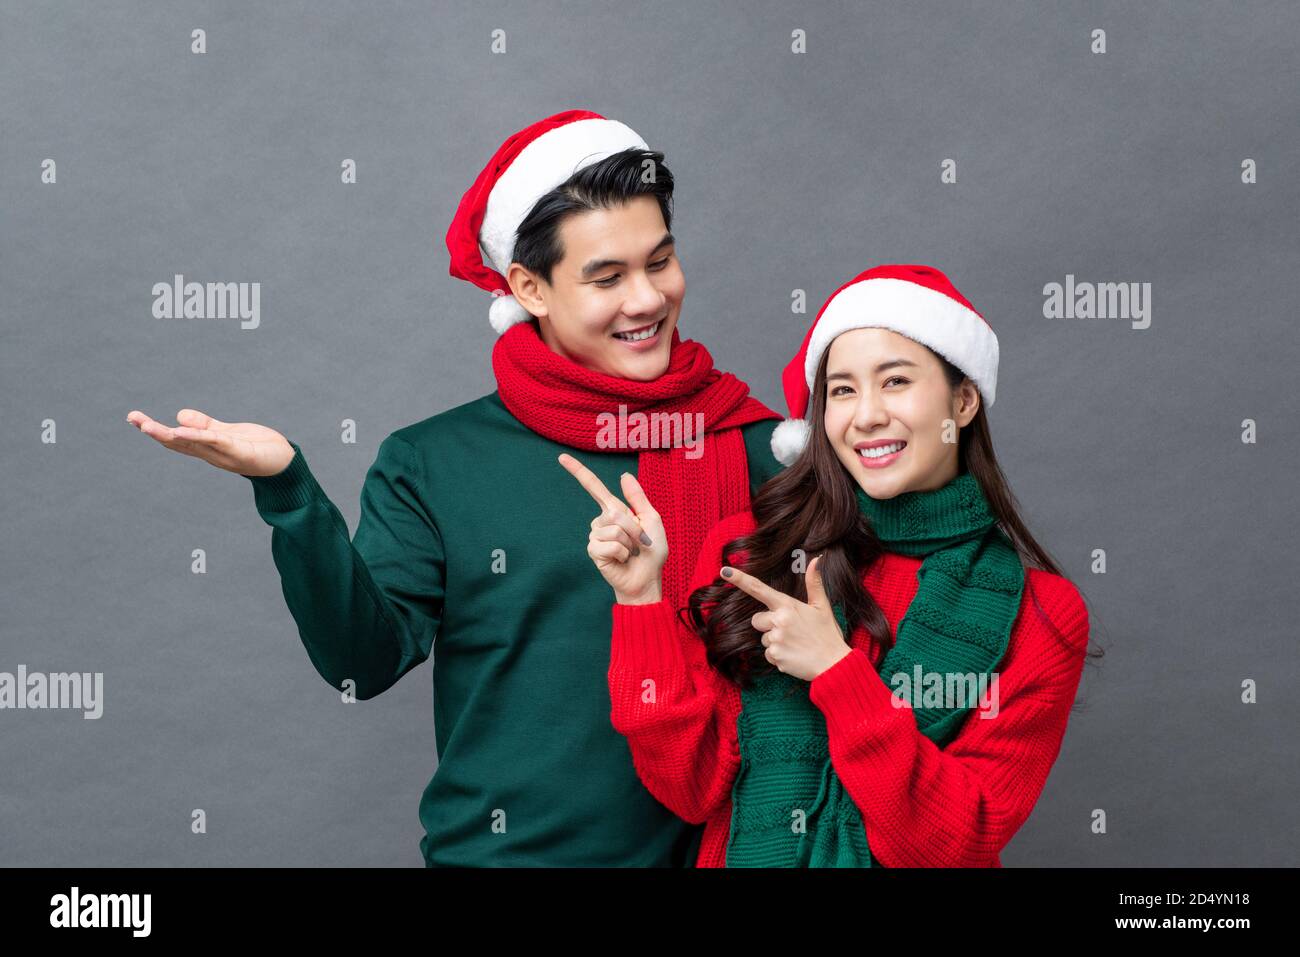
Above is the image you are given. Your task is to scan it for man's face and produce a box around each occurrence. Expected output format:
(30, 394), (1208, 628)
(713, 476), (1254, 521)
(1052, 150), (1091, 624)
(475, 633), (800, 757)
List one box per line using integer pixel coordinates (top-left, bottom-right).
(506, 195), (684, 380)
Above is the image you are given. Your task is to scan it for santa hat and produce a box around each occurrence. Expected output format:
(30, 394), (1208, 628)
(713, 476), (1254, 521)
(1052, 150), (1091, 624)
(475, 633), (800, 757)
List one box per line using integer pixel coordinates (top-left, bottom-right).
(445, 109), (650, 334)
(770, 264), (999, 466)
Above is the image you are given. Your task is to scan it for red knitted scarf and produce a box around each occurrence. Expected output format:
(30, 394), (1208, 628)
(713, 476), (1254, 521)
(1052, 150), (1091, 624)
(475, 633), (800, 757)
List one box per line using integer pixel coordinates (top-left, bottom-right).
(492, 320), (782, 611)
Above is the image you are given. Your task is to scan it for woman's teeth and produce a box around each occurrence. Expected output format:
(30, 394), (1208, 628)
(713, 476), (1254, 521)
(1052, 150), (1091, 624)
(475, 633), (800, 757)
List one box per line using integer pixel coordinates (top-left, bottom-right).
(613, 320), (661, 341)
(859, 441), (906, 459)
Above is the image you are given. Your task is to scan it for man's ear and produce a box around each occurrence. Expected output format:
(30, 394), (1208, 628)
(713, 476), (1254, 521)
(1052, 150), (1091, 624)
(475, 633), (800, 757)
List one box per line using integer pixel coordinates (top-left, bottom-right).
(505, 262), (548, 319)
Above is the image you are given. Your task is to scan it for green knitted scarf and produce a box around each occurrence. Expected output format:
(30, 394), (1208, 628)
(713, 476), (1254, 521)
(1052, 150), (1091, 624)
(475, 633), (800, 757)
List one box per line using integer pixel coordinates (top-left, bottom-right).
(724, 469), (1025, 867)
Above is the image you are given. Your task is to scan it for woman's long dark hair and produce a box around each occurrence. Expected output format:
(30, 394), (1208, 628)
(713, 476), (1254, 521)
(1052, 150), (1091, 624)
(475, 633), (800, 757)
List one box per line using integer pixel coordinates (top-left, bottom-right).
(682, 345), (1106, 704)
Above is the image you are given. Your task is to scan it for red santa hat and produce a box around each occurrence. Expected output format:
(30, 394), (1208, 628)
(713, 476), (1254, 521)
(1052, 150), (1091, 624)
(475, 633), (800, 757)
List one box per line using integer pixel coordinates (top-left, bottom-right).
(445, 109), (650, 334)
(771, 264), (1000, 466)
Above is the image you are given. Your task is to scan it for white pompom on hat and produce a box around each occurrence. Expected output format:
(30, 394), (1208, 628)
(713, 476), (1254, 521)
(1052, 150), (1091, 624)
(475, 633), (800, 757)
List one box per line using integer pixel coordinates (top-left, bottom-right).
(771, 264), (999, 466)
(445, 109), (650, 333)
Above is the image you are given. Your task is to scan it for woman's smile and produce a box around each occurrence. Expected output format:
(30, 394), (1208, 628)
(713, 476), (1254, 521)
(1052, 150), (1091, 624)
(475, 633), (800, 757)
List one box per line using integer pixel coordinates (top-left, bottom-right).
(855, 438), (907, 469)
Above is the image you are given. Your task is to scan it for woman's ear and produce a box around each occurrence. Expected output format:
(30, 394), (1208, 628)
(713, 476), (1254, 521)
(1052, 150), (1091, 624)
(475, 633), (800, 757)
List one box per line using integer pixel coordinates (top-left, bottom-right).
(954, 379), (981, 427)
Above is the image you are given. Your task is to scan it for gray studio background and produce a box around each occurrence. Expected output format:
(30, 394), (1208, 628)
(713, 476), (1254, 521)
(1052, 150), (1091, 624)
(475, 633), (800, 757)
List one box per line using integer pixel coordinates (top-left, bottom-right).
(3, 0), (1297, 867)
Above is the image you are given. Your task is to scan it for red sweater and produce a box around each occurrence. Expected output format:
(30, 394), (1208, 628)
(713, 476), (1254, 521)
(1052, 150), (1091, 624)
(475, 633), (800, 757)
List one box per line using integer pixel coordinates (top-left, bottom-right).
(608, 510), (1090, 867)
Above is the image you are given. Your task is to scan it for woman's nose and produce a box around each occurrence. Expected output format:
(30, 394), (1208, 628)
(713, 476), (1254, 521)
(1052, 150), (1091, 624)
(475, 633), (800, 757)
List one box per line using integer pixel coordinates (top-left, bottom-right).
(853, 392), (888, 429)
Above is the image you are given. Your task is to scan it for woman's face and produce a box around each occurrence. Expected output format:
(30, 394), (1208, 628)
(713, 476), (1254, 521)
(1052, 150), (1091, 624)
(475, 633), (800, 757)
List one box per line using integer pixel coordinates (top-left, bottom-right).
(822, 327), (980, 500)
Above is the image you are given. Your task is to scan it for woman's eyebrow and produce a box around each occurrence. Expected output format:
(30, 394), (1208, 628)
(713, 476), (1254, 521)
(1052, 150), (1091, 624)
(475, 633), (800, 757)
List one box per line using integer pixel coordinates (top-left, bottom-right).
(827, 358), (919, 381)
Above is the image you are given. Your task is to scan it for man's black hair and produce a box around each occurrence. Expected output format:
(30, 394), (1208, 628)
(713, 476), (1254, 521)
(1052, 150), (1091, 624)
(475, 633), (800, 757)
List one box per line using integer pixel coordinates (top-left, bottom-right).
(510, 148), (675, 286)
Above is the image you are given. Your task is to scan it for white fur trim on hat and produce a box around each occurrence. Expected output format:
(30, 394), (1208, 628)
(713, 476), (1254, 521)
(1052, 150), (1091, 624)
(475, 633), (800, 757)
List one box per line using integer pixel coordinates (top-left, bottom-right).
(805, 277), (999, 407)
(770, 417), (811, 467)
(489, 292), (532, 334)
(479, 118), (649, 281)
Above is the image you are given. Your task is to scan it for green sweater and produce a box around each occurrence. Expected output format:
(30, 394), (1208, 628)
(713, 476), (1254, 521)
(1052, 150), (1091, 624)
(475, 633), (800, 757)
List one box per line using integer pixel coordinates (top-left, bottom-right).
(244, 390), (784, 866)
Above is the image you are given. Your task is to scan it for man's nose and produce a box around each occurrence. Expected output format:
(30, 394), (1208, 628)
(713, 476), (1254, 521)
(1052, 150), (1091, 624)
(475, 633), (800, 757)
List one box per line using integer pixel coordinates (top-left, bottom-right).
(625, 268), (665, 316)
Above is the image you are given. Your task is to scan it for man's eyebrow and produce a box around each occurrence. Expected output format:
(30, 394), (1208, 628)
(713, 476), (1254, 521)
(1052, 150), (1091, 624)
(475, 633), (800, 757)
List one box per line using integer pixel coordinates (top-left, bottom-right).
(580, 232), (676, 278)
(826, 358), (919, 381)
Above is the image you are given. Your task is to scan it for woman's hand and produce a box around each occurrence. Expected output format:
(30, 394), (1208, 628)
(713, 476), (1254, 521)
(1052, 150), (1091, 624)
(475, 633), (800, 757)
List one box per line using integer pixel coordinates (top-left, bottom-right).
(720, 555), (853, 681)
(558, 453), (667, 605)
(126, 408), (295, 477)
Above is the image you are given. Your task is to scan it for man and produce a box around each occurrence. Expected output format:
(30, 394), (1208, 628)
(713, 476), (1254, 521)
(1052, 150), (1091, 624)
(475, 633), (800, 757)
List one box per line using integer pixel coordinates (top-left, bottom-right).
(127, 110), (785, 866)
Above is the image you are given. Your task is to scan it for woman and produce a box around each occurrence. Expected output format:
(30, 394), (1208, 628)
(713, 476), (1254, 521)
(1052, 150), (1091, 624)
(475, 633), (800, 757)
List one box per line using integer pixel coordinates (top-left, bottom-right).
(561, 264), (1097, 867)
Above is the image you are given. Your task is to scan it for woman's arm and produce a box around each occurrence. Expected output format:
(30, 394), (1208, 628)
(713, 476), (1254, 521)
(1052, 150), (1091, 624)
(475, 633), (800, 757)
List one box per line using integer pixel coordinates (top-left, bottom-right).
(607, 516), (749, 824)
(809, 577), (1090, 867)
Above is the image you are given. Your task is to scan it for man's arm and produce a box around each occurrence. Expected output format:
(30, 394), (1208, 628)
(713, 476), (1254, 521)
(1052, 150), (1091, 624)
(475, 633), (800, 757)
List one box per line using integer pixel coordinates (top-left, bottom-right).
(741, 418), (785, 497)
(246, 435), (445, 699)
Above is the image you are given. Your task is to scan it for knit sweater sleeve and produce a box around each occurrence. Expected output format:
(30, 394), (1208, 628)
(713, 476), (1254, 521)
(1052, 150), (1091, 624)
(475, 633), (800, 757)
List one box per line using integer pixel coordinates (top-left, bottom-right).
(808, 574), (1090, 867)
(244, 436), (444, 700)
(607, 515), (749, 824)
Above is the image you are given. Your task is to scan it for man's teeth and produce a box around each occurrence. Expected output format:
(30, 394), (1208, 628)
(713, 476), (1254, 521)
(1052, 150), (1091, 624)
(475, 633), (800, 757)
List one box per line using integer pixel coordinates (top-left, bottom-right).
(613, 321), (661, 341)
(858, 442), (905, 458)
